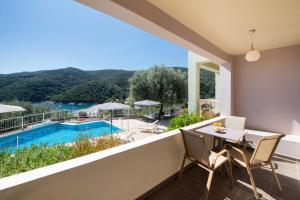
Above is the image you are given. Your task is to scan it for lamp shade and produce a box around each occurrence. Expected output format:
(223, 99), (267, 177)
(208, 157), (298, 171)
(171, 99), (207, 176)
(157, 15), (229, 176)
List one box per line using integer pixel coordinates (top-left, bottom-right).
(245, 49), (260, 62)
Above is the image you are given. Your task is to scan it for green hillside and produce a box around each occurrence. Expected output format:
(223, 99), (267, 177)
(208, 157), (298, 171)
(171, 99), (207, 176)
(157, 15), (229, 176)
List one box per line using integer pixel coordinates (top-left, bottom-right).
(0, 67), (134, 102)
(0, 66), (214, 103)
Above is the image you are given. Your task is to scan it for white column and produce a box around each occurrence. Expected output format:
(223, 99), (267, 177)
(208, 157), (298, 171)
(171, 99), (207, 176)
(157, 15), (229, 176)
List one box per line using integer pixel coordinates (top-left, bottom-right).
(188, 51), (201, 114)
(215, 71), (220, 113)
(219, 63), (232, 116)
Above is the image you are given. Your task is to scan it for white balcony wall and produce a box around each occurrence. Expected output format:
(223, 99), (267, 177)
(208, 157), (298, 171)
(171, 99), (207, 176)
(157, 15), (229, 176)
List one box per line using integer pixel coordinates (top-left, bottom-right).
(0, 115), (298, 200)
(0, 133), (184, 200)
(0, 117), (224, 200)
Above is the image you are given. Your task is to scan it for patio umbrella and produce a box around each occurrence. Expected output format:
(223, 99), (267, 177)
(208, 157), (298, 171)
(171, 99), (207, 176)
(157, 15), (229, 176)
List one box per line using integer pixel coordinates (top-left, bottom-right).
(0, 104), (26, 114)
(134, 100), (161, 122)
(90, 102), (130, 133)
(134, 100), (161, 107)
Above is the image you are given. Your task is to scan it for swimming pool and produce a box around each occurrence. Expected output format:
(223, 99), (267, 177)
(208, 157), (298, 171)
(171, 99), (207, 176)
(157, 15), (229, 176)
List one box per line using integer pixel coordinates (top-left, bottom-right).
(0, 121), (122, 151)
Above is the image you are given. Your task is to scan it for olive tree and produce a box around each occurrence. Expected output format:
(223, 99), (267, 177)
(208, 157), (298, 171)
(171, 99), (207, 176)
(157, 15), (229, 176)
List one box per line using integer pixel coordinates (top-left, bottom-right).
(129, 65), (187, 119)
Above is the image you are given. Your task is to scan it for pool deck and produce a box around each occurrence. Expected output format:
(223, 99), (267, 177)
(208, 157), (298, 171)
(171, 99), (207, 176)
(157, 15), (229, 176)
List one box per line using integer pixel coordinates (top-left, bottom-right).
(111, 118), (169, 142)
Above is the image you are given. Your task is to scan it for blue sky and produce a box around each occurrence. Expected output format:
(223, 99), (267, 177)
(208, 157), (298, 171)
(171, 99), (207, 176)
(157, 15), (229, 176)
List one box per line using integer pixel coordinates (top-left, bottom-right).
(0, 0), (187, 74)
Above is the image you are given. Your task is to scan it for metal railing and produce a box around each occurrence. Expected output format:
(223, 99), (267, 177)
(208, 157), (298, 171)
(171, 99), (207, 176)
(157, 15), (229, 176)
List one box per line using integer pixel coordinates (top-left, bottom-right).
(0, 110), (73, 135)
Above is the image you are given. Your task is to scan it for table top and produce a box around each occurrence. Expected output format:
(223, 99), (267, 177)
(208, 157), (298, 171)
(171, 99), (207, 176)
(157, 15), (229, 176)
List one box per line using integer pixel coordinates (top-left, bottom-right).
(195, 125), (245, 142)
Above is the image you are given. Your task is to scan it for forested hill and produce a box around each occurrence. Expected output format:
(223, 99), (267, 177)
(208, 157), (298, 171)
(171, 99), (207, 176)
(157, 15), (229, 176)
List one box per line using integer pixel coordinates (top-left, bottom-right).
(0, 66), (214, 103)
(0, 67), (189, 103)
(0, 67), (135, 103)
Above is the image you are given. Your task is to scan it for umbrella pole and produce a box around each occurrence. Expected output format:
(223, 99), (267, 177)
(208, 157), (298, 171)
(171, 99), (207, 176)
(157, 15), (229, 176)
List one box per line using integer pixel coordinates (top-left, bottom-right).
(147, 107), (149, 126)
(127, 109), (129, 131)
(110, 110), (112, 134)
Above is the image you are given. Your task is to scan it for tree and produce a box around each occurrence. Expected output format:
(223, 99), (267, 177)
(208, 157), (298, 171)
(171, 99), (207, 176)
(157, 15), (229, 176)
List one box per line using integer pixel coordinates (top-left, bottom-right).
(0, 67), (133, 102)
(52, 80), (124, 103)
(200, 68), (215, 99)
(129, 65), (187, 119)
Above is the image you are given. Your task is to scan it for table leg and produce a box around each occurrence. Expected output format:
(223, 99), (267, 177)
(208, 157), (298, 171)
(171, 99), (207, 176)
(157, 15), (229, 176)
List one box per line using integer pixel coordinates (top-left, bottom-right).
(213, 136), (216, 149)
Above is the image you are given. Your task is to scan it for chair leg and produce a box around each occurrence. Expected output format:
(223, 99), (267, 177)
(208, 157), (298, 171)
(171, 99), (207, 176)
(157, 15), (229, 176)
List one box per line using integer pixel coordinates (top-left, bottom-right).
(178, 154), (186, 180)
(246, 167), (260, 199)
(270, 161), (283, 192)
(204, 170), (214, 200)
(225, 161), (234, 186)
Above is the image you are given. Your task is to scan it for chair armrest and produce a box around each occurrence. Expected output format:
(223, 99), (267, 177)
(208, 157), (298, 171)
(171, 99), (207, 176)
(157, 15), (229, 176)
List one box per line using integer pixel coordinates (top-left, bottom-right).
(242, 140), (256, 150)
(211, 149), (230, 169)
(225, 143), (250, 165)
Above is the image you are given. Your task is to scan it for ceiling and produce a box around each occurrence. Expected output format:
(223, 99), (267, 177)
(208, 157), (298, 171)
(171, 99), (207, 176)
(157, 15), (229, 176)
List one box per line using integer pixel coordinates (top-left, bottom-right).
(147, 0), (300, 55)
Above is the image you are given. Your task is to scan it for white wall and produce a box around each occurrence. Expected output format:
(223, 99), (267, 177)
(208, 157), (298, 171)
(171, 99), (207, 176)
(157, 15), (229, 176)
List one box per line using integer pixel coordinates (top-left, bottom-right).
(0, 133), (184, 200)
(0, 117), (224, 200)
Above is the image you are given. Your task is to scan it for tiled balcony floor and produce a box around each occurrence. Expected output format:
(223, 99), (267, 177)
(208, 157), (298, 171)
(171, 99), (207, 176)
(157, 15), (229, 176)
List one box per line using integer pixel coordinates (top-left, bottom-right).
(144, 156), (300, 200)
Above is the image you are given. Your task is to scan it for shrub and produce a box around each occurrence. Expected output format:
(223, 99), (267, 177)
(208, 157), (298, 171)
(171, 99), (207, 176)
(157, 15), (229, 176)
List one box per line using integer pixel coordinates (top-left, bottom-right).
(73, 134), (124, 157)
(0, 136), (124, 178)
(0, 145), (75, 177)
(168, 112), (214, 130)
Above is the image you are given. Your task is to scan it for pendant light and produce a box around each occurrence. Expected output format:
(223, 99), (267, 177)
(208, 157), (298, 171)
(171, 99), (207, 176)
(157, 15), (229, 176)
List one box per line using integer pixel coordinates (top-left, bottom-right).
(245, 29), (260, 62)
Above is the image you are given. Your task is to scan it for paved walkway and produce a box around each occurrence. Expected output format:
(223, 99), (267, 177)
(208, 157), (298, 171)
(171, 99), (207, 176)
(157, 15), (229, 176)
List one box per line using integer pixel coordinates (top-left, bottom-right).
(112, 118), (169, 142)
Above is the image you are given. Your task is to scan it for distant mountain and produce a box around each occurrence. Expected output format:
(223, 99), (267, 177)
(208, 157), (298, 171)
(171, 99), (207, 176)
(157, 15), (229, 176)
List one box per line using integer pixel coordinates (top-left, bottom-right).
(0, 66), (213, 104)
(0, 67), (184, 103)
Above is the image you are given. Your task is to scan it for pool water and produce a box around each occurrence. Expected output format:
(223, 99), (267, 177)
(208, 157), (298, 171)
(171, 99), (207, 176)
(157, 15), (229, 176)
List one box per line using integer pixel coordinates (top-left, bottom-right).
(0, 121), (121, 151)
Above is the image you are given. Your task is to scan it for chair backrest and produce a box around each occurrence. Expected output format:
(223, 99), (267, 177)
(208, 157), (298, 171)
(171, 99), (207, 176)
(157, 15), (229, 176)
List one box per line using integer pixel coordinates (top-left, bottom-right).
(225, 116), (246, 130)
(180, 129), (211, 168)
(250, 134), (284, 165)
